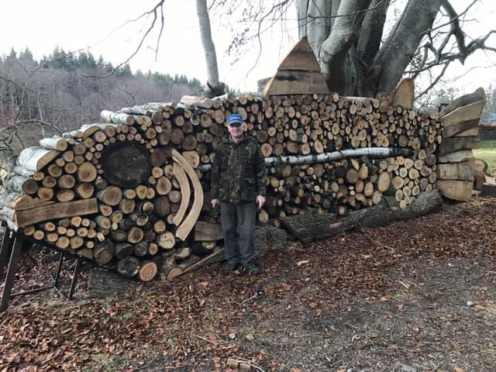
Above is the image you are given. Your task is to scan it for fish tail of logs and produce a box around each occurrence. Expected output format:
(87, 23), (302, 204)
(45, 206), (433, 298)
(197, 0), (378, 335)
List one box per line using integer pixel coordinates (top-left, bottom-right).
(1, 87), (480, 281)
(437, 88), (487, 201)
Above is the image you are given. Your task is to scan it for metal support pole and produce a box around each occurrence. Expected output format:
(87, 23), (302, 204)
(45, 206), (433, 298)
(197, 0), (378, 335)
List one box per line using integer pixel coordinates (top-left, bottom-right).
(67, 258), (81, 300)
(53, 253), (64, 287)
(0, 228), (13, 275)
(0, 233), (24, 311)
(1, 237), (82, 311)
(52, 254), (82, 300)
(11, 251), (65, 298)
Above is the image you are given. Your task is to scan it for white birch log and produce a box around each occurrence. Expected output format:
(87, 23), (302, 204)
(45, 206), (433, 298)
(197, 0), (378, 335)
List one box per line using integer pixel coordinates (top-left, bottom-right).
(39, 137), (69, 151)
(0, 191), (21, 209)
(180, 95), (213, 109)
(17, 147), (59, 172)
(141, 102), (174, 110)
(13, 165), (34, 178)
(212, 93), (233, 102)
(0, 206), (16, 228)
(3, 174), (29, 194)
(78, 123), (121, 139)
(100, 110), (135, 125)
(62, 129), (84, 139)
(119, 106), (149, 115)
(198, 148), (413, 171)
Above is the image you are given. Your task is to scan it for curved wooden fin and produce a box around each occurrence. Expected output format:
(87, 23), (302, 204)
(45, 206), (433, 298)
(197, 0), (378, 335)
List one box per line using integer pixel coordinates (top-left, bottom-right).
(277, 37), (321, 72)
(441, 100), (486, 126)
(437, 89), (486, 202)
(391, 78), (414, 109)
(438, 163), (474, 181)
(172, 150), (204, 241)
(172, 162), (191, 226)
(440, 87), (486, 117)
(437, 180), (473, 201)
(438, 150), (474, 163)
(438, 137), (477, 156)
(263, 37), (329, 96)
(443, 118), (479, 137)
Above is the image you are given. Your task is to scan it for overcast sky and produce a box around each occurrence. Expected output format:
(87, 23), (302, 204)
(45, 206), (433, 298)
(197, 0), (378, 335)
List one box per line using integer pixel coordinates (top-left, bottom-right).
(0, 0), (495, 94)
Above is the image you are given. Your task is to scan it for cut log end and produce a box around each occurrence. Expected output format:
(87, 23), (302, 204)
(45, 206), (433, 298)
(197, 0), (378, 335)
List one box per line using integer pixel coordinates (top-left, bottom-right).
(139, 262), (158, 282)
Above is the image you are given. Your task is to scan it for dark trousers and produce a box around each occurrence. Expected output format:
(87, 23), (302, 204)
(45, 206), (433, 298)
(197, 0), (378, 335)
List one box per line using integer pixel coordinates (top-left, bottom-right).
(220, 201), (257, 266)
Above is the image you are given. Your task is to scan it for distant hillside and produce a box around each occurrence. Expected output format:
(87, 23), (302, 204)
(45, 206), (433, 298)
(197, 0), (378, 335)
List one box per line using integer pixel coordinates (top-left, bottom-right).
(0, 47), (204, 154)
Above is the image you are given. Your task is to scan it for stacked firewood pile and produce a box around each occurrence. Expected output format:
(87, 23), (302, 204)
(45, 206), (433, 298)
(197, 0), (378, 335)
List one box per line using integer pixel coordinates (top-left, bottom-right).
(245, 93), (441, 218)
(0, 92), (442, 281)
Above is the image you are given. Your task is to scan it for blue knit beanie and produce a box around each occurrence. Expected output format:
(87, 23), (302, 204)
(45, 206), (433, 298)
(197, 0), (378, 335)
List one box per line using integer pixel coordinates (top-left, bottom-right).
(227, 113), (243, 125)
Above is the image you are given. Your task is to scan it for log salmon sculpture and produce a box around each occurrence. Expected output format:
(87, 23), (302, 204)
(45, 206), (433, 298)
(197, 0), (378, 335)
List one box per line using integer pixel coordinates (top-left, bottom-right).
(0, 38), (485, 281)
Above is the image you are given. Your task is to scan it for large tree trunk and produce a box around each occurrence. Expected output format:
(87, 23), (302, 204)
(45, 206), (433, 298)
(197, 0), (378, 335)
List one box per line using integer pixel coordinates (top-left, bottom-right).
(296, 0), (443, 96)
(295, 0), (309, 38)
(373, 0), (441, 93)
(357, 0), (391, 71)
(296, 0), (333, 63)
(196, 0), (225, 97)
(280, 190), (443, 244)
(319, 0), (372, 94)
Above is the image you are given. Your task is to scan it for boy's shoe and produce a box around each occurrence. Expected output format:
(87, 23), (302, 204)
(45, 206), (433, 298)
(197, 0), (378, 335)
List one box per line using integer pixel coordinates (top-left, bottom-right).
(222, 262), (239, 275)
(244, 263), (261, 276)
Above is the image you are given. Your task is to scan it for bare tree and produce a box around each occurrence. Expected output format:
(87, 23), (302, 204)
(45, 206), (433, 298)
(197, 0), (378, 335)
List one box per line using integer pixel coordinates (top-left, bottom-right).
(0, 61), (64, 154)
(291, 0), (496, 96)
(0, 51), (201, 159)
(117, 0), (225, 96)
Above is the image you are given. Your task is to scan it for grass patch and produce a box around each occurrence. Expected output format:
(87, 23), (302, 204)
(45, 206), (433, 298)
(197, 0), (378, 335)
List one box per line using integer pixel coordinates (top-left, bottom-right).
(85, 354), (118, 372)
(474, 140), (496, 176)
(475, 140), (496, 149)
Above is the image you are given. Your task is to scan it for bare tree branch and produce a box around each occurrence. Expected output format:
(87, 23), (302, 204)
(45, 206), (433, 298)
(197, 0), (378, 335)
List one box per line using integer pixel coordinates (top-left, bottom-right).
(113, 86), (137, 106)
(15, 65), (42, 123)
(0, 74), (23, 90)
(415, 60), (451, 99)
(439, 0), (469, 61)
(84, 1), (166, 78)
(429, 0), (478, 35)
(243, 0), (294, 82)
(408, 28), (496, 77)
(15, 120), (64, 135)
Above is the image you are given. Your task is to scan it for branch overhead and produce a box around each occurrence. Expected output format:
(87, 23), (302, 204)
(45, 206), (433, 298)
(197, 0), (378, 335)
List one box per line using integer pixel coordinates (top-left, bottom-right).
(85, 1), (166, 78)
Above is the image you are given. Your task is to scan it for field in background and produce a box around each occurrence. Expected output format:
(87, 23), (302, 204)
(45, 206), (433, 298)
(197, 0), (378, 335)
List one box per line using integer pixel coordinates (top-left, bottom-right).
(474, 140), (496, 176)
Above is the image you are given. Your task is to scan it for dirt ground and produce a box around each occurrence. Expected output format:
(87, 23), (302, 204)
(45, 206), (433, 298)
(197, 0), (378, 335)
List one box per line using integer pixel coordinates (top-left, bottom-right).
(1, 197), (496, 372)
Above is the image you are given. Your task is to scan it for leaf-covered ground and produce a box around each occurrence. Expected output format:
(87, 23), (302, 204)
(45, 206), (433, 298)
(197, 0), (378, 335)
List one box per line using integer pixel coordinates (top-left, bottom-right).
(1, 197), (496, 372)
